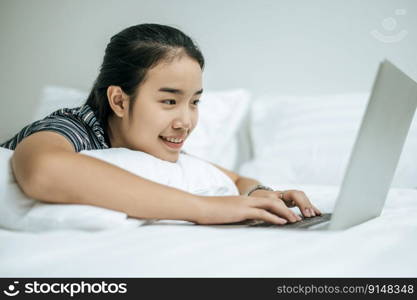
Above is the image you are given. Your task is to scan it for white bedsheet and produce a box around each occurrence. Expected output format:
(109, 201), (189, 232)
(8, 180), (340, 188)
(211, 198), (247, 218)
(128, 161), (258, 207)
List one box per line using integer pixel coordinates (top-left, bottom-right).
(1, 184), (416, 277)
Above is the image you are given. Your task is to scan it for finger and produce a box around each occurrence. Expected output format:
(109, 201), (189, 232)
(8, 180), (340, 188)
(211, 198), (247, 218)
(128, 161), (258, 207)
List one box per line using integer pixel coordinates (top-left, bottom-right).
(274, 191), (295, 207)
(252, 197), (301, 223)
(312, 205), (322, 216)
(288, 190), (316, 218)
(249, 208), (288, 225)
(283, 198), (297, 208)
(275, 200), (303, 223)
(302, 207), (316, 217)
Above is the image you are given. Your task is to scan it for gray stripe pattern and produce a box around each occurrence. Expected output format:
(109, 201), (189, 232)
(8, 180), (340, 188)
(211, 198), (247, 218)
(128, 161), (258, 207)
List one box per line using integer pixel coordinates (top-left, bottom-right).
(0, 104), (109, 152)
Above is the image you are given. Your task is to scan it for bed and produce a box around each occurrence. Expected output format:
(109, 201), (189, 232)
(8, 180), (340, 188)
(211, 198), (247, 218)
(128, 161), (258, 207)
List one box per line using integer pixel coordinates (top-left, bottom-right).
(1, 86), (416, 277)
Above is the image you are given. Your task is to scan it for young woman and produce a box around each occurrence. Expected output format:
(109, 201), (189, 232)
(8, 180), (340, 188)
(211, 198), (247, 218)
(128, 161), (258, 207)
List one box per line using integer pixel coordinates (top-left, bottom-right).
(1, 23), (321, 225)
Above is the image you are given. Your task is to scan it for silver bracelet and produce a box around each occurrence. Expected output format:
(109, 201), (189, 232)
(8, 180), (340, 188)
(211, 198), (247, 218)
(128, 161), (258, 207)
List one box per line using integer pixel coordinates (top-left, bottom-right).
(246, 184), (274, 196)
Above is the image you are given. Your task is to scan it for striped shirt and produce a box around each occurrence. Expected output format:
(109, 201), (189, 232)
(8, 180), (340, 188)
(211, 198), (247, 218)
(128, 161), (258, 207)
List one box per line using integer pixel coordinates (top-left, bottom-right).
(0, 104), (110, 152)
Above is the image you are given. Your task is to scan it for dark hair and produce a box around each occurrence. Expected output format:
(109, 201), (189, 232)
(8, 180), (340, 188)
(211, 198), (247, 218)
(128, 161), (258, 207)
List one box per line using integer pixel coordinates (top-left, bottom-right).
(85, 23), (205, 145)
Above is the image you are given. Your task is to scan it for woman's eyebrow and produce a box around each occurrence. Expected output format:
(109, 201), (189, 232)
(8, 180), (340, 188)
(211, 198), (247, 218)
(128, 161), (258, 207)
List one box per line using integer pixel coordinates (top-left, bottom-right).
(158, 87), (203, 96)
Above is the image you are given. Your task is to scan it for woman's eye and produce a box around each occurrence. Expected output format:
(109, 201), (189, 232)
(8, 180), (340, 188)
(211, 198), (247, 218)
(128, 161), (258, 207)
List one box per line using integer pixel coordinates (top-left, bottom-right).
(161, 100), (200, 105)
(162, 100), (176, 105)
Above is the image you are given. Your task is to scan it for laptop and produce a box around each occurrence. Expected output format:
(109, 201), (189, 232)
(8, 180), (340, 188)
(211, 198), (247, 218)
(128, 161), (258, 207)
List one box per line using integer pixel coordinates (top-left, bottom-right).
(222, 59), (417, 231)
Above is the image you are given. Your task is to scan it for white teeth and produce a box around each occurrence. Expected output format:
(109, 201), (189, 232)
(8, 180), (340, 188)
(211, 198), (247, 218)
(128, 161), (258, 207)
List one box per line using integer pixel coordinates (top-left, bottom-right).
(161, 137), (184, 143)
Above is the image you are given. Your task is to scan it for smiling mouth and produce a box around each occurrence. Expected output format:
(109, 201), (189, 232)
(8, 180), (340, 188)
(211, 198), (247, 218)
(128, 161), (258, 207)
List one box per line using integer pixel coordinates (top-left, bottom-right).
(159, 136), (184, 149)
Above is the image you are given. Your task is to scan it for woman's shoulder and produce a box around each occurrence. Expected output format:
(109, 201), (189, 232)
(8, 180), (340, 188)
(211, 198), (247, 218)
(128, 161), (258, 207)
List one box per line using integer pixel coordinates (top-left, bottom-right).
(0, 104), (108, 152)
(44, 104), (105, 136)
(47, 104), (96, 123)
(44, 104), (108, 149)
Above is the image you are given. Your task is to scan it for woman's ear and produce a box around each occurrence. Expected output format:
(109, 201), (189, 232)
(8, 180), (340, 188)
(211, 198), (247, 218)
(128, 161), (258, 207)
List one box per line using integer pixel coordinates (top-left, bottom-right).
(107, 85), (129, 117)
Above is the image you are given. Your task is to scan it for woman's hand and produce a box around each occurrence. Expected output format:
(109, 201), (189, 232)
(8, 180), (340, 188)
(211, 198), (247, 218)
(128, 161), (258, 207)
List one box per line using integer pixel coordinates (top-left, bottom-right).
(250, 189), (322, 218)
(195, 195), (305, 225)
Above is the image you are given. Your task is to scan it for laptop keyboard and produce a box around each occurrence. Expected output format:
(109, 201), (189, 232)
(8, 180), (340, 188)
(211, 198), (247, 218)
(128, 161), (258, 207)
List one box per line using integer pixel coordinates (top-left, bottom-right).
(247, 213), (332, 229)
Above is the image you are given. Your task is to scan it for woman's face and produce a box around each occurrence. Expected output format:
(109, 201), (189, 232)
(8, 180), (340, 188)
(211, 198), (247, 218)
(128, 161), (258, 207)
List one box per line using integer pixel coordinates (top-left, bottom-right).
(108, 55), (203, 163)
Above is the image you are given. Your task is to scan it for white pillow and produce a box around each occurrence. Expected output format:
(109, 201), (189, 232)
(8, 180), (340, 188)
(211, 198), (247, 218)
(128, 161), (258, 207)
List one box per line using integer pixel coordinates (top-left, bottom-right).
(33, 85), (87, 120)
(0, 147), (239, 232)
(80, 148), (239, 196)
(182, 89), (251, 170)
(0, 147), (143, 231)
(244, 93), (417, 189)
(34, 85), (251, 171)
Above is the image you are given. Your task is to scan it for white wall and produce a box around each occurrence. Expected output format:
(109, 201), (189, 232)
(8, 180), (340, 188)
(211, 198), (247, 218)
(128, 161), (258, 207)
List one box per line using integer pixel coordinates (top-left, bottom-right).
(1, 0), (416, 140)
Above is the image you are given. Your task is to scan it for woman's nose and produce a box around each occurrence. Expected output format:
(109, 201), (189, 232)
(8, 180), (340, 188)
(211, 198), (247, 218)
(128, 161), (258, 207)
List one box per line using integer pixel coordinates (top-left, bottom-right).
(173, 119), (191, 131)
(174, 110), (193, 129)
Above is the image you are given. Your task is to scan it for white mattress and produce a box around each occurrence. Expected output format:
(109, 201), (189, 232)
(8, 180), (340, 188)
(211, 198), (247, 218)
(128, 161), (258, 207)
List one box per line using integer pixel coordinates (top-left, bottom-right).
(1, 184), (416, 277)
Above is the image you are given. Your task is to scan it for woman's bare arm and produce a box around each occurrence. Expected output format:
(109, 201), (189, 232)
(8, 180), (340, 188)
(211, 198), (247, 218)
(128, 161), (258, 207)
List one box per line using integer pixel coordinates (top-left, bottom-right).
(11, 131), (203, 222)
(12, 131), (303, 225)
